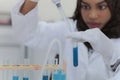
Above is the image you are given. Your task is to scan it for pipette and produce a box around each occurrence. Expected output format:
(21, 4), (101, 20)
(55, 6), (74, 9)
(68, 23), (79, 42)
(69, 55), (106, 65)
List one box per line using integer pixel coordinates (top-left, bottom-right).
(52, 0), (72, 31)
(52, 0), (78, 67)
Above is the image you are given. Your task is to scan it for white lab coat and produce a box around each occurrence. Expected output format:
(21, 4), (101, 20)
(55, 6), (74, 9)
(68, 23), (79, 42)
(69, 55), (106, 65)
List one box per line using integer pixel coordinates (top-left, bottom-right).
(11, 0), (120, 80)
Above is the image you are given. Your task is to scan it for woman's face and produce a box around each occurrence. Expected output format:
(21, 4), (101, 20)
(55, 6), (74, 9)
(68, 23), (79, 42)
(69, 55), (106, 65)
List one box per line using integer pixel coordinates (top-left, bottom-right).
(81, 0), (111, 29)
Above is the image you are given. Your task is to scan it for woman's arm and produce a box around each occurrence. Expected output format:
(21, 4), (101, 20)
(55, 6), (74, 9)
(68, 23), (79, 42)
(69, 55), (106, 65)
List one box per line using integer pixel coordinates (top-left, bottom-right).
(20, 0), (38, 15)
(11, 0), (39, 45)
(11, 0), (68, 48)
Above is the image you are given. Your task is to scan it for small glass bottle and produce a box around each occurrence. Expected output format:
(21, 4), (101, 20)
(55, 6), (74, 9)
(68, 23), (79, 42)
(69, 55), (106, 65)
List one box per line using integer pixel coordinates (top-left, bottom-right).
(52, 68), (66, 80)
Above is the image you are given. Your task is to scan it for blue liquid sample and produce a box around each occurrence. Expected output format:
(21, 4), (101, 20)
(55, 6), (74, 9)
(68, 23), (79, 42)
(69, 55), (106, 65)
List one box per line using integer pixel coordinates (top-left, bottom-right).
(23, 77), (29, 80)
(53, 69), (66, 80)
(73, 47), (78, 67)
(42, 75), (48, 80)
(13, 76), (19, 80)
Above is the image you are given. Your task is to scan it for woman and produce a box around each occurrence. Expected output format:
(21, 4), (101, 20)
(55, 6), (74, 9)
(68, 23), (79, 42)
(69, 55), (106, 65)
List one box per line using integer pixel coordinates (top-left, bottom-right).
(11, 0), (120, 80)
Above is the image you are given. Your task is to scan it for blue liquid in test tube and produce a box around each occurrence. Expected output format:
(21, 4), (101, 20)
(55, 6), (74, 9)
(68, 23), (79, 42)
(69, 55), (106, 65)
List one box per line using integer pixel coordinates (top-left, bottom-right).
(73, 47), (78, 67)
(23, 77), (29, 80)
(43, 75), (48, 80)
(13, 76), (19, 80)
(53, 69), (66, 80)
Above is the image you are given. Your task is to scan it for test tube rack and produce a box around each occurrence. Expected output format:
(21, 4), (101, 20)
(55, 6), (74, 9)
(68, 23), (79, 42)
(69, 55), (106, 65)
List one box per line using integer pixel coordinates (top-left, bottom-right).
(0, 64), (66, 71)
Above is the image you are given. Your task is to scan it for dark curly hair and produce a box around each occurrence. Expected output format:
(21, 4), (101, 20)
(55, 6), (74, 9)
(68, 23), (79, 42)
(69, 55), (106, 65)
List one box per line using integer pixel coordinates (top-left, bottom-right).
(71, 0), (120, 49)
(72, 0), (120, 38)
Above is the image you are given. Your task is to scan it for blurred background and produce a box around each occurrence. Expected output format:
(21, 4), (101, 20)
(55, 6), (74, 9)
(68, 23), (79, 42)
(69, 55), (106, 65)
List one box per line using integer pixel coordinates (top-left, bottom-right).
(0, 0), (76, 21)
(0, 0), (76, 79)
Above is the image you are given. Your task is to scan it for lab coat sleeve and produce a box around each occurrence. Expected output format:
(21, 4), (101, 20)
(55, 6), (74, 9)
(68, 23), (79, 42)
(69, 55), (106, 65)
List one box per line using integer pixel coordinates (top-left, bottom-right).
(107, 65), (120, 80)
(107, 43), (120, 80)
(11, 0), (71, 50)
(11, 0), (39, 45)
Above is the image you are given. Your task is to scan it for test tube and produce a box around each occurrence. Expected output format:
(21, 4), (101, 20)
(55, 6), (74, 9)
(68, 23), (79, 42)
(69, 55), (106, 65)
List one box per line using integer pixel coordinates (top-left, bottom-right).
(13, 60), (19, 80)
(23, 59), (29, 80)
(42, 61), (49, 80)
(13, 76), (19, 80)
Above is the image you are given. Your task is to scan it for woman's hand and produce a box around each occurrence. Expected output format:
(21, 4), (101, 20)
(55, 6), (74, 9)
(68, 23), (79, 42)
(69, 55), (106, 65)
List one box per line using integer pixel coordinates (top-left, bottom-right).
(67, 28), (115, 65)
(20, 0), (38, 15)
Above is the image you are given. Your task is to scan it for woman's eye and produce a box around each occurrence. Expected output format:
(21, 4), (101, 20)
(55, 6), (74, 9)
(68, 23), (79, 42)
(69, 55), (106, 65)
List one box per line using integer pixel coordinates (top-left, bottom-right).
(81, 5), (90, 10)
(98, 5), (107, 10)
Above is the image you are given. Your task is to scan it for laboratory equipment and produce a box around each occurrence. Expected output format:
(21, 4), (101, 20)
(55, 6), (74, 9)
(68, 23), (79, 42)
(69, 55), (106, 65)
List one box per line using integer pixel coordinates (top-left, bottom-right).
(52, 69), (66, 80)
(52, 0), (79, 67)
(40, 39), (65, 80)
(13, 76), (19, 80)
